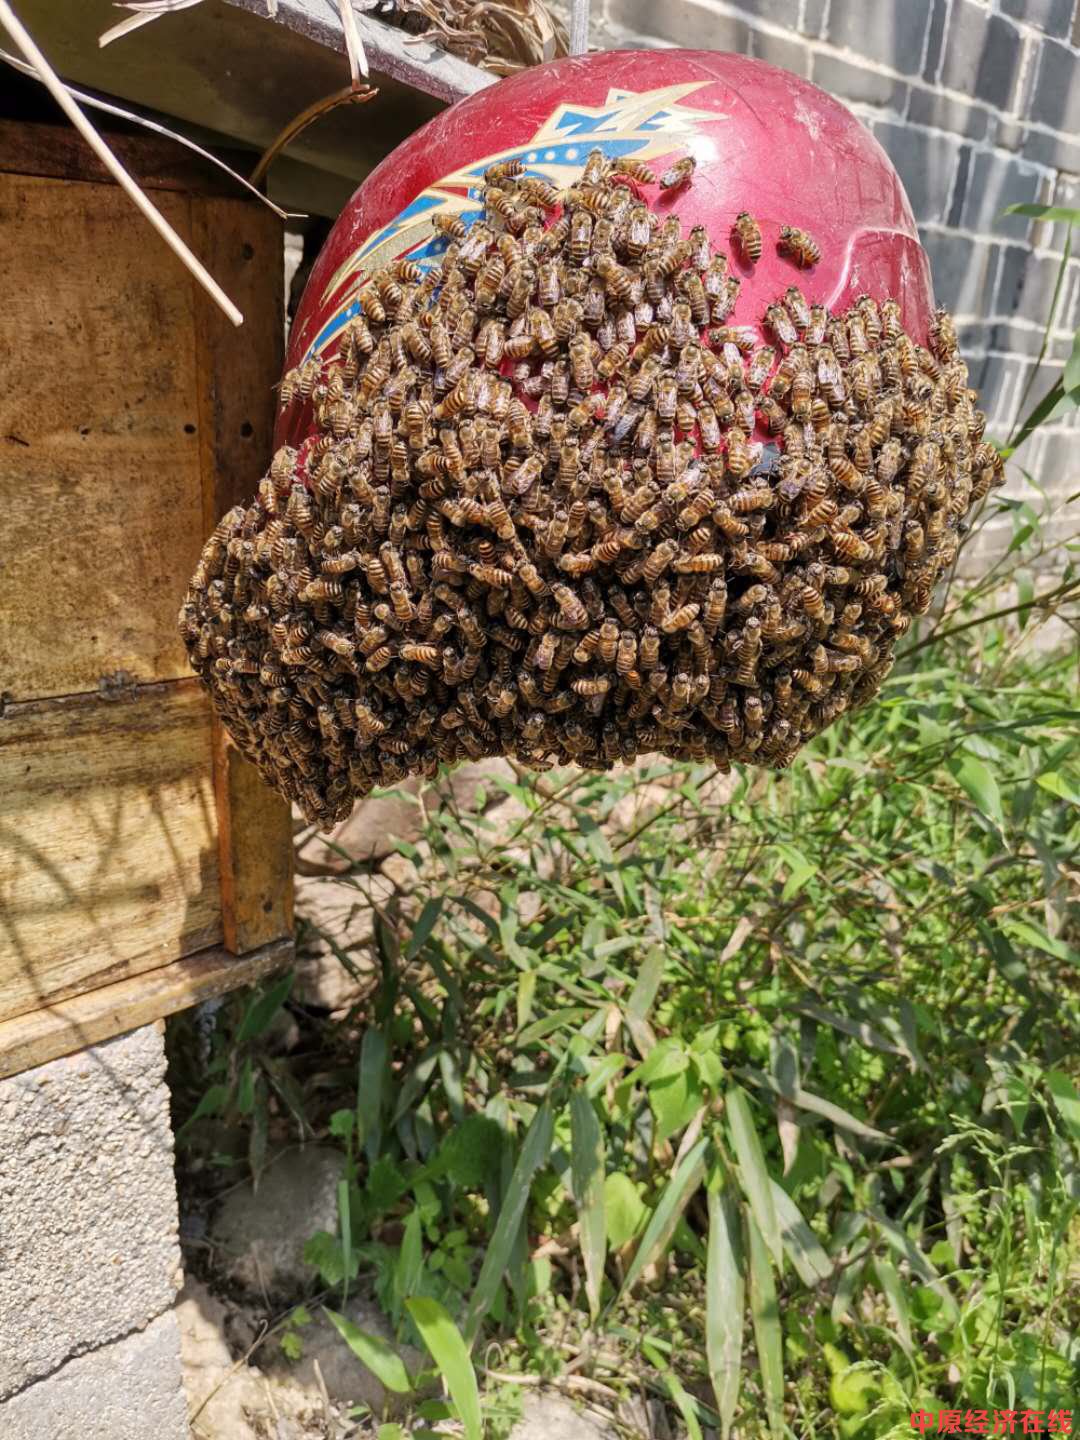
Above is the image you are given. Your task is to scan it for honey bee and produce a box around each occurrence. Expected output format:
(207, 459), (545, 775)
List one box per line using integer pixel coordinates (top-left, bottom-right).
(930, 306), (958, 359)
(732, 211), (762, 263)
(777, 225), (821, 268)
(785, 285), (811, 332)
(659, 155), (695, 190)
(765, 303), (798, 348)
(726, 427), (754, 480)
(881, 297), (903, 342)
(519, 176), (560, 210)
(484, 158), (525, 184)
(595, 254), (632, 303)
(612, 156), (656, 185)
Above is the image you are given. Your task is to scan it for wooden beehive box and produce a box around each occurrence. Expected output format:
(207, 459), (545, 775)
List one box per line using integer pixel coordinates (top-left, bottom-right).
(0, 121), (294, 1079)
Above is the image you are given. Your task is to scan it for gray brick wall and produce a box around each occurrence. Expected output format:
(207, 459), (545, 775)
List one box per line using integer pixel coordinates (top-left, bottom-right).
(590, 0), (1080, 548)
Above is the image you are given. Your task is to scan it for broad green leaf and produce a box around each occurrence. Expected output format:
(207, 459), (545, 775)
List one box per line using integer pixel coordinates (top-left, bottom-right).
(236, 1057), (256, 1114)
(1002, 917), (1075, 963)
(1065, 329), (1080, 395)
(236, 970), (294, 1044)
(338, 1180), (353, 1307)
(585, 1053), (627, 1097)
(328, 1108), (355, 1144)
(377, 1426), (406, 1440)
(303, 1230), (358, 1289)
(406, 1297), (482, 1440)
(515, 969), (537, 1033)
(324, 1309), (411, 1395)
(619, 1136), (708, 1297)
(605, 1172), (648, 1248)
(405, 898), (444, 960)
(627, 945), (666, 1021)
(665, 1370), (705, 1440)
(874, 1257), (913, 1354)
(726, 1086), (783, 1267)
(774, 841), (816, 900)
(793, 1001), (910, 1060)
(867, 1207), (957, 1323)
(632, 1037), (689, 1087)
(1036, 771), (1080, 806)
(706, 1181), (745, 1439)
(950, 753), (1005, 830)
(650, 1068), (703, 1145)
(517, 1007), (592, 1046)
(1004, 201), (1080, 223)
(570, 1089), (607, 1321)
(177, 1082), (229, 1138)
(786, 1086), (890, 1141)
(1046, 1069), (1080, 1144)
(746, 1211), (784, 1440)
(770, 1180), (832, 1285)
(463, 1101), (553, 1342)
(394, 1209), (423, 1312)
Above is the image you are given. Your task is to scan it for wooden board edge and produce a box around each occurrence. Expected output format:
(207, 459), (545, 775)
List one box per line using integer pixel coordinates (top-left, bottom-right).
(189, 193), (294, 953)
(0, 936), (293, 1081)
(0, 118), (262, 196)
(212, 717), (295, 953)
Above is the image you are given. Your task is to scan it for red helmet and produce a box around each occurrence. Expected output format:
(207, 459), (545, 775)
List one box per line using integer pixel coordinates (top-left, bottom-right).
(281, 47), (933, 452)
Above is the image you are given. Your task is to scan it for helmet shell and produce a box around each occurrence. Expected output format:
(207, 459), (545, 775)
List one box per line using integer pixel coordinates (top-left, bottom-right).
(280, 48), (932, 449)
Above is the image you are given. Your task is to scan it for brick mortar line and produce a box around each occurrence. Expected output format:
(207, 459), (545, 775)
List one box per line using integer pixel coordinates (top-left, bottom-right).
(612, 0), (1080, 151)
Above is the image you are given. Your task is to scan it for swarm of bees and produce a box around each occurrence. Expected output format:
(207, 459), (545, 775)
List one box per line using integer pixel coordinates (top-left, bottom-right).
(180, 149), (1002, 828)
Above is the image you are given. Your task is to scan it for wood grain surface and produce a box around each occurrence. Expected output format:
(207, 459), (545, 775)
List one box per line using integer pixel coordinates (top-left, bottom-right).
(0, 935), (293, 1080)
(0, 682), (222, 1024)
(0, 171), (205, 700)
(191, 194), (295, 953)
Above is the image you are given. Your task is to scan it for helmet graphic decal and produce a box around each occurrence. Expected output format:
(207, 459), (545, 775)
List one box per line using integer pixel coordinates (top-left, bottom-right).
(306, 83), (720, 366)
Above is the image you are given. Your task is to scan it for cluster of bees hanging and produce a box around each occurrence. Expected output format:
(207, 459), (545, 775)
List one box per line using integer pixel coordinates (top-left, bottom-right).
(180, 148), (1002, 828)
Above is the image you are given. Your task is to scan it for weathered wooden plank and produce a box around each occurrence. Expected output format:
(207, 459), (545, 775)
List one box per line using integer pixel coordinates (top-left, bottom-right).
(213, 722), (296, 952)
(189, 194), (296, 952)
(0, 116), (257, 195)
(0, 170), (205, 701)
(0, 681), (222, 1024)
(0, 935), (293, 1081)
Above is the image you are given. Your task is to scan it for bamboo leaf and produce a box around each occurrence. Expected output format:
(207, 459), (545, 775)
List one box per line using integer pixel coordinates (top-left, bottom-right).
(770, 1180), (832, 1284)
(874, 1256), (913, 1355)
(324, 1309), (412, 1395)
(463, 1101), (554, 1342)
(1004, 202), (1080, 223)
(726, 1086), (783, 1267)
(406, 897), (444, 960)
(867, 1207), (958, 1323)
(619, 1136), (708, 1298)
(665, 1370), (705, 1440)
(570, 1089), (607, 1321)
(746, 1210), (784, 1440)
(706, 1180), (745, 1439)
(950, 752), (1005, 829)
(1046, 1069), (1080, 1144)
(406, 1298), (482, 1440)
(236, 970), (293, 1044)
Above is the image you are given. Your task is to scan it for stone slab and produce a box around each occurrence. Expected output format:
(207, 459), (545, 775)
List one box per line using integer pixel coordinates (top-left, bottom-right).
(0, 1023), (183, 1399)
(0, 1310), (189, 1440)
